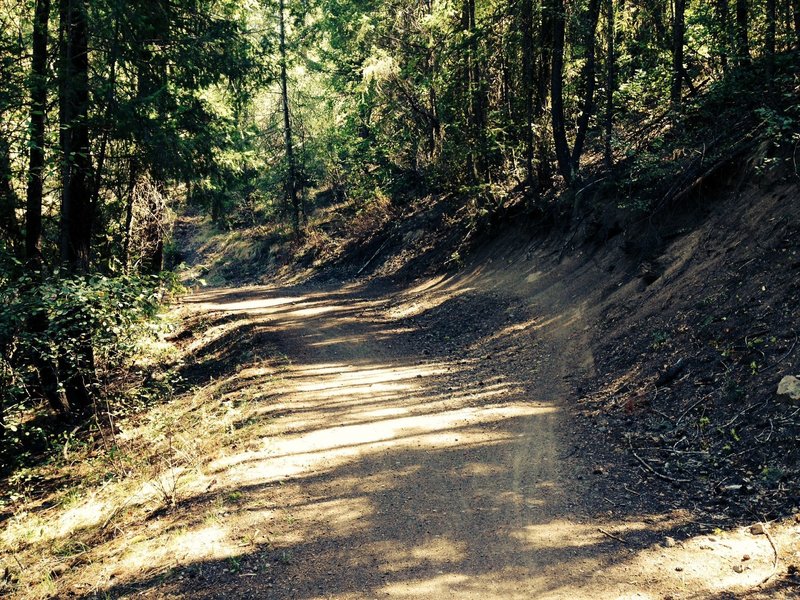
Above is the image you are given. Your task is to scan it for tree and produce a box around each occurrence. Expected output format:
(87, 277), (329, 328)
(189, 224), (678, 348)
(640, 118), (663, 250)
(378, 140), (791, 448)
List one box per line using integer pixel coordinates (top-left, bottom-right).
(671, 0), (686, 105)
(279, 0), (302, 236)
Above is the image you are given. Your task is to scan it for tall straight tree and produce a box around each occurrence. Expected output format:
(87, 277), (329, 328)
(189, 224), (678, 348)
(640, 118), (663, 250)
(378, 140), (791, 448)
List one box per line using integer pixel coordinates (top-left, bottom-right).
(766, 0), (776, 89)
(279, 0), (301, 237)
(26, 0), (50, 270)
(463, 0), (488, 183)
(735, 0), (750, 63)
(59, 0), (93, 273)
(26, 0), (70, 415)
(571, 0), (602, 171)
(520, 0), (536, 186)
(671, 0), (686, 105)
(550, 0), (571, 183)
(603, 0), (615, 168)
(58, 0), (94, 410)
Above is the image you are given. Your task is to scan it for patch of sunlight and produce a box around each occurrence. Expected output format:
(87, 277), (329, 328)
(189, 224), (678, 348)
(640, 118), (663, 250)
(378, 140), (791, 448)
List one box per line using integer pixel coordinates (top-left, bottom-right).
(372, 538), (467, 574)
(511, 519), (622, 549)
(525, 270), (544, 283)
(292, 364), (448, 395)
(106, 523), (237, 584)
(527, 312), (579, 332)
(298, 496), (375, 536)
(210, 403), (557, 484)
(292, 304), (350, 317)
(461, 462), (507, 476)
(54, 497), (113, 538)
(197, 295), (307, 312)
(387, 281), (475, 319)
(359, 406), (410, 419)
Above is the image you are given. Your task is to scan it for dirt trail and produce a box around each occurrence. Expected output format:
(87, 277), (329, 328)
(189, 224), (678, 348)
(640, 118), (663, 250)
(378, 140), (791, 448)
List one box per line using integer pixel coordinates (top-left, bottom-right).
(138, 241), (789, 599)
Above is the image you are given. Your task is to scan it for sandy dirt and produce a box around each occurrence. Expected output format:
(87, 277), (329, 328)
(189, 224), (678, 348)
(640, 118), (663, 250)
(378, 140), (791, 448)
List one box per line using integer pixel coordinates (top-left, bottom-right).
(102, 238), (798, 599)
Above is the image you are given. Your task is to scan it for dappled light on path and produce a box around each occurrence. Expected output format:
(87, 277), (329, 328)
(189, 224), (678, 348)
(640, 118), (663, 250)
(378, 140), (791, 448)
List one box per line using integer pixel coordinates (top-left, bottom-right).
(6, 270), (795, 600)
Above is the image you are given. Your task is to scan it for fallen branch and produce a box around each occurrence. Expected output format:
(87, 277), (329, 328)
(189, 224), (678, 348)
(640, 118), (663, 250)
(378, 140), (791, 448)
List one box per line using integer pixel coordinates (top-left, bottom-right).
(628, 437), (690, 483)
(676, 393), (713, 425)
(356, 235), (392, 276)
(758, 526), (779, 587)
(598, 527), (627, 543)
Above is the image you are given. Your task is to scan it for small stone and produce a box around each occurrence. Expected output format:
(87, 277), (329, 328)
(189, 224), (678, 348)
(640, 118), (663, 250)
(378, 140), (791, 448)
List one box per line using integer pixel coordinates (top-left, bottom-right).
(664, 536), (677, 548)
(675, 566), (684, 572)
(50, 565), (67, 578)
(593, 466), (605, 475)
(750, 523), (765, 535)
(742, 554), (751, 561)
(733, 564), (744, 573)
(777, 376), (800, 401)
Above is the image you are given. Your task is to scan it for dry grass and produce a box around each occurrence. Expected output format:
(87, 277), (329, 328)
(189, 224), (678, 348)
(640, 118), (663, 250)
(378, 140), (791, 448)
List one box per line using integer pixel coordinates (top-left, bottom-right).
(0, 305), (289, 599)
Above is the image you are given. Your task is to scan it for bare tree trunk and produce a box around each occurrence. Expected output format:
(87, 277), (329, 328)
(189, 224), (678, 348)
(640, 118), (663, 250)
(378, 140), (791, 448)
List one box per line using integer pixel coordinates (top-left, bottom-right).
(25, 0), (71, 416)
(138, 0), (169, 272)
(279, 0), (301, 237)
(714, 0), (732, 73)
(0, 135), (20, 247)
(521, 0), (535, 187)
(537, 0), (554, 189)
(59, 0), (93, 274)
(571, 0), (602, 172)
(735, 0), (750, 64)
(463, 0), (488, 184)
(58, 0), (94, 411)
(550, 0), (572, 183)
(766, 0), (776, 92)
(793, 0), (800, 48)
(122, 160), (138, 272)
(604, 0), (615, 169)
(26, 0), (50, 269)
(671, 0), (686, 105)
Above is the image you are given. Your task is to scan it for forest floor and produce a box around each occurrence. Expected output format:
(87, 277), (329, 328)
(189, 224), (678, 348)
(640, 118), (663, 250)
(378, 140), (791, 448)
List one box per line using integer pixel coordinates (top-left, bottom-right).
(3, 181), (799, 599)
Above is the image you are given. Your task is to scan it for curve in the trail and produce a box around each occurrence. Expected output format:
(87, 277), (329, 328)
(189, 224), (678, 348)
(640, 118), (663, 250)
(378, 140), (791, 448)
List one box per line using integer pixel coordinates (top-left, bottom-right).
(85, 246), (786, 600)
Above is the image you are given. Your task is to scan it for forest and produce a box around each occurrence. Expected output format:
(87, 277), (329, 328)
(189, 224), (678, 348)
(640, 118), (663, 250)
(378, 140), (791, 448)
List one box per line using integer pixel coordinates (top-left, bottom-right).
(0, 0), (799, 597)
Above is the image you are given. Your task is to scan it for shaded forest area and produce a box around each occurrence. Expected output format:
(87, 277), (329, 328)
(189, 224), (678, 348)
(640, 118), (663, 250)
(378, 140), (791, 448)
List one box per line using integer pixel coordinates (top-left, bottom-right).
(0, 0), (798, 517)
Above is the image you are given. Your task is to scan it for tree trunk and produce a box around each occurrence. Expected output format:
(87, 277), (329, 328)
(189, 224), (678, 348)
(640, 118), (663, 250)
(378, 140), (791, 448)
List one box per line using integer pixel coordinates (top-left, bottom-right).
(604, 0), (615, 169)
(521, 0), (535, 186)
(0, 135), (20, 247)
(793, 0), (800, 48)
(537, 0), (554, 189)
(138, 1), (169, 272)
(26, 0), (50, 269)
(571, 0), (602, 172)
(714, 0), (732, 73)
(766, 0), (776, 91)
(279, 0), (301, 237)
(25, 0), (71, 416)
(59, 0), (93, 274)
(735, 0), (750, 64)
(58, 0), (94, 411)
(463, 0), (487, 184)
(551, 0), (572, 183)
(671, 0), (686, 105)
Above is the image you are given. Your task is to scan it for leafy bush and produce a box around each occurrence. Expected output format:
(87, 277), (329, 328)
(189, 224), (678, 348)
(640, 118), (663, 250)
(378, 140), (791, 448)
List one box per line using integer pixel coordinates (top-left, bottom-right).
(0, 263), (174, 467)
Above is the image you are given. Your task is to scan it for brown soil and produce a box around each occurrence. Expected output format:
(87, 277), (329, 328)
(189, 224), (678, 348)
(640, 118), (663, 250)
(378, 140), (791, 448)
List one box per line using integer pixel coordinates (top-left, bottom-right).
(79, 217), (797, 598)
